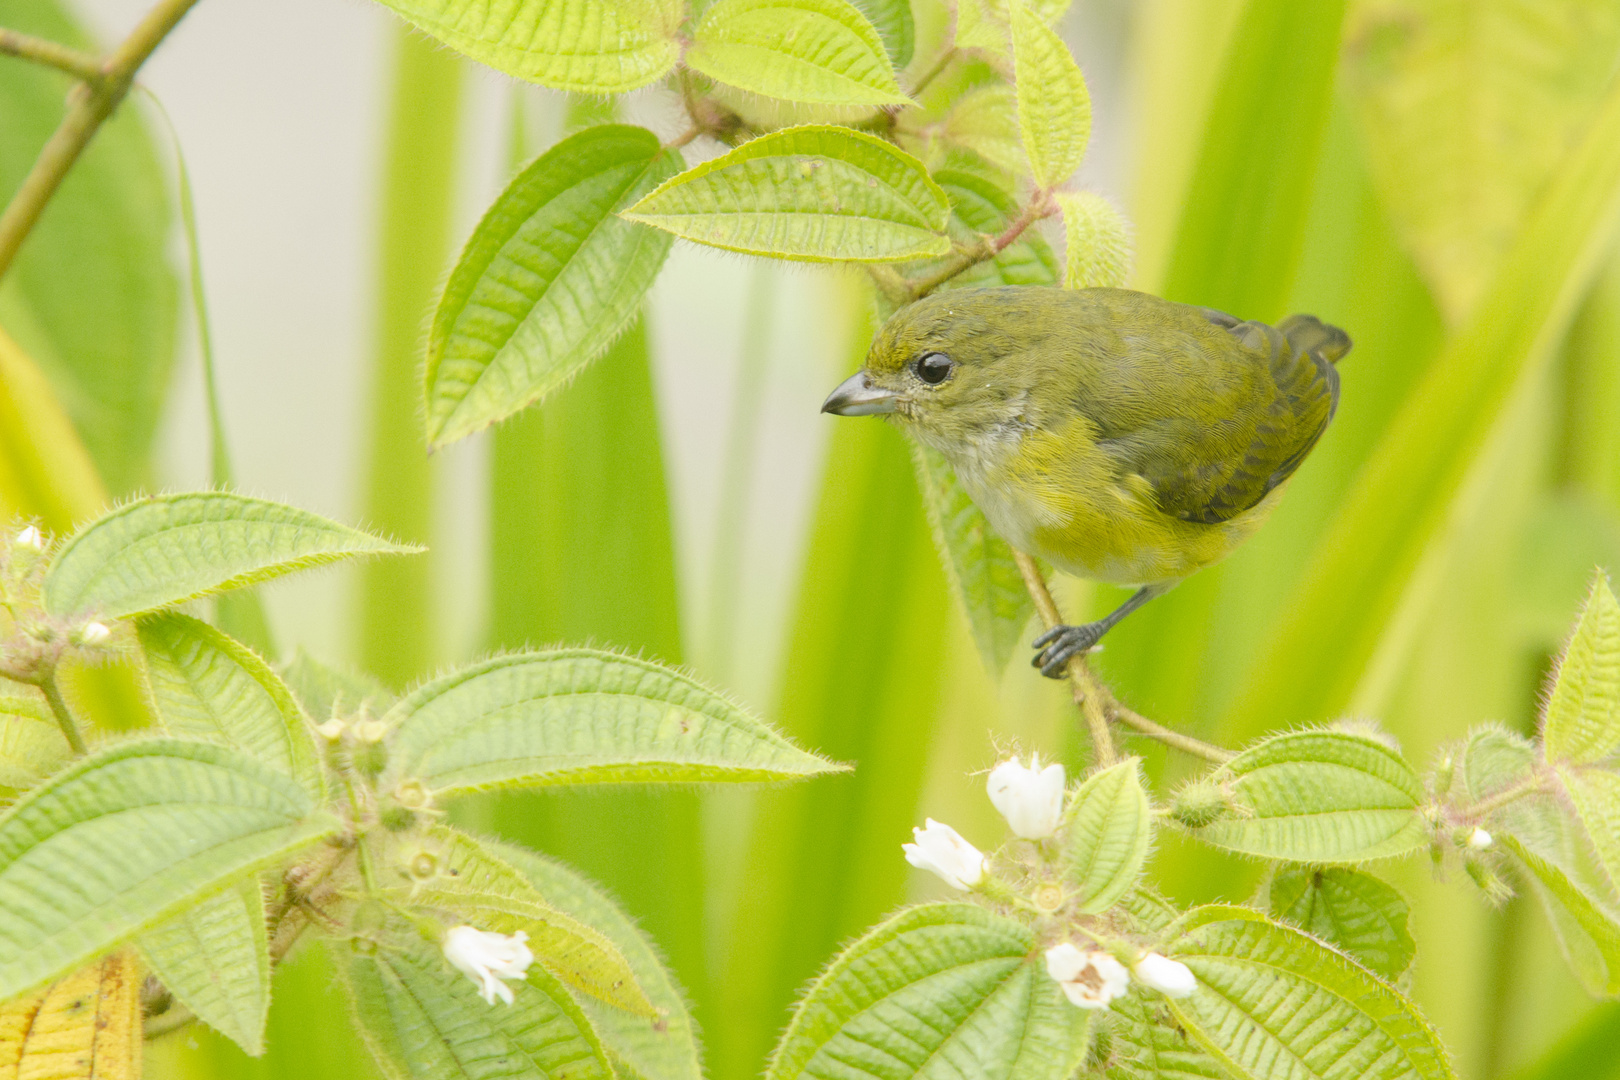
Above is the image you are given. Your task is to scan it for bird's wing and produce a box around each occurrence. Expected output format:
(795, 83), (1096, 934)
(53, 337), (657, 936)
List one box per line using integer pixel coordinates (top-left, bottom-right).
(1100, 313), (1343, 525)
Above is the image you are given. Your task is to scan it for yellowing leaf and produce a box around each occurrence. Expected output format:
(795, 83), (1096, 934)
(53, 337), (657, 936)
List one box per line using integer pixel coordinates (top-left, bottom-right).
(688, 0), (912, 106)
(1009, 1), (1091, 189)
(0, 952), (140, 1080)
(1055, 191), (1132, 287)
(371, 0), (679, 93)
(1543, 576), (1620, 765)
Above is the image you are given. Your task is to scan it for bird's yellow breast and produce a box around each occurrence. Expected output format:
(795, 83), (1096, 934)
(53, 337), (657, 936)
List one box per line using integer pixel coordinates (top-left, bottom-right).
(951, 420), (1279, 587)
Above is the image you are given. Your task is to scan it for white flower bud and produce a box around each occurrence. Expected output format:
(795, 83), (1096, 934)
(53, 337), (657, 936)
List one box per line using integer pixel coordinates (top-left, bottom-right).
(14, 525), (43, 551)
(442, 925), (533, 1005)
(1468, 827), (1493, 851)
(1132, 952), (1196, 998)
(902, 818), (985, 890)
(987, 753), (1066, 839)
(1044, 942), (1130, 1009)
(355, 719), (387, 743)
(80, 621), (112, 645)
(316, 718), (347, 741)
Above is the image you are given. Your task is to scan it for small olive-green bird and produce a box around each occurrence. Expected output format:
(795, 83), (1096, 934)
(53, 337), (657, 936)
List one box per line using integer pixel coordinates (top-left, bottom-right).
(821, 286), (1350, 678)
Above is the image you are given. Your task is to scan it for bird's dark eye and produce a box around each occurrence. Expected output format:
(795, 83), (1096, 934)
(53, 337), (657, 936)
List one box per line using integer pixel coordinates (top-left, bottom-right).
(916, 352), (953, 385)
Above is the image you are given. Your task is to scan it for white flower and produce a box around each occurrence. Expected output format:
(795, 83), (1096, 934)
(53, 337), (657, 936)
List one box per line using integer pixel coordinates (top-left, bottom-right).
(902, 818), (985, 890)
(80, 621), (111, 645)
(1468, 827), (1493, 851)
(442, 925), (533, 1005)
(987, 754), (1066, 839)
(14, 526), (43, 550)
(1044, 942), (1130, 1009)
(1132, 952), (1196, 998)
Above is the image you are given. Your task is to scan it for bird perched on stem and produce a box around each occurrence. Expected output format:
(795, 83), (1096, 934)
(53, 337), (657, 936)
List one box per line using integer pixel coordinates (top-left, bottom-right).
(822, 286), (1349, 678)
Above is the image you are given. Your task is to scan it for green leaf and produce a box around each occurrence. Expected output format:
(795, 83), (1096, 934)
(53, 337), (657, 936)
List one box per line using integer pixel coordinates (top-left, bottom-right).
(688, 0), (911, 106)
(1061, 758), (1153, 914)
(378, 825), (654, 1017)
(139, 612), (323, 797)
(1560, 768), (1620, 896)
(385, 648), (843, 794)
(1190, 730), (1428, 863)
(938, 85), (1026, 177)
(0, 0), (178, 496)
(621, 126), (951, 262)
(1543, 576), (1620, 765)
(1165, 905), (1455, 1080)
(1458, 725), (1536, 801)
(1054, 191), (1132, 289)
(42, 492), (417, 619)
(1267, 867), (1416, 981)
(852, 0), (914, 68)
(0, 737), (337, 1001)
(1343, 0), (1620, 322)
(765, 902), (1091, 1080)
(1104, 993), (1226, 1080)
(424, 125), (678, 447)
(0, 706), (68, 794)
(954, 0), (1071, 56)
(910, 444), (1033, 675)
(282, 648), (396, 721)
(931, 167), (1060, 289)
(345, 918), (613, 1080)
(368, 0), (680, 93)
(1502, 833), (1620, 997)
(138, 877), (271, 1055)
(489, 840), (703, 1080)
(1009, 0), (1091, 189)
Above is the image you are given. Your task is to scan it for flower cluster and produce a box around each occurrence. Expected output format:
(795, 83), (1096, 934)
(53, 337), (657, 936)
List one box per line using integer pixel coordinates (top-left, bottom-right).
(902, 752), (1197, 1011)
(442, 924), (534, 1005)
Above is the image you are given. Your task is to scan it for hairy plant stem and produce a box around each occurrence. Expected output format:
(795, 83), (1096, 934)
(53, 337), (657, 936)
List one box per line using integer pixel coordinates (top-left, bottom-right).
(0, 28), (103, 82)
(38, 668), (87, 755)
(0, 0), (203, 281)
(1014, 551), (1117, 766)
(1458, 773), (1549, 820)
(908, 47), (959, 100)
(1013, 551), (1234, 765)
(910, 195), (1056, 300)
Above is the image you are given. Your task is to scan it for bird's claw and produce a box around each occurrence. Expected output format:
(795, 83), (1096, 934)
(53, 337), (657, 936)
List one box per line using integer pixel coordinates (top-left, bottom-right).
(1032, 623), (1105, 679)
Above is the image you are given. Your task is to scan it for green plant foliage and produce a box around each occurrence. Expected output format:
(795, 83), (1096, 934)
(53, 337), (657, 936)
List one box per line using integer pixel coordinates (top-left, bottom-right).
(765, 903), (1090, 1080)
(42, 492), (417, 620)
(1054, 191), (1132, 289)
(1458, 725), (1535, 801)
(687, 0), (912, 107)
(0, 737), (337, 1000)
(282, 648), (397, 721)
(423, 125), (678, 447)
(0, 0), (178, 496)
(931, 167), (1060, 288)
(1190, 730), (1428, 863)
(1103, 993), (1226, 1080)
(344, 918), (614, 1080)
(138, 878), (272, 1055)
(1267, 866), (1416, 981)
(955, 0), (1071, 57)
(1501, 834), (1620, 997)
(621, 126), (952, 262)
(384, 649), (843, 794)
(367, 0), (680, 93)
(1009, 0), (1090, 190)
(1165, 905), (1455, 1080)
(910, 444), (1033, 675)
(139, 612), (323, 798)
(1541, 576), (1620, 765)
(1061, 758), (1153, 914)
(935, 85), (1026, 177)
(1343, 0), (1620, 323)
(378, 825), (652, 1016)
(1561, 769), (1620, 895)
(851, 0), (914, 68)
(0, 704), (66, 794)
(491, 840), (703, 1080)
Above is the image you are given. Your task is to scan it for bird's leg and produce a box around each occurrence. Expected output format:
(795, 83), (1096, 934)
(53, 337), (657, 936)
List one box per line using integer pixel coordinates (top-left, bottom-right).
(1032, 585), (1165, 679)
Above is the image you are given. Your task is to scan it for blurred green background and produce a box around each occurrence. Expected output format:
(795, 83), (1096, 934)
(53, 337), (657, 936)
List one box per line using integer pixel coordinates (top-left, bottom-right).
(4, 0), (1620, 1078)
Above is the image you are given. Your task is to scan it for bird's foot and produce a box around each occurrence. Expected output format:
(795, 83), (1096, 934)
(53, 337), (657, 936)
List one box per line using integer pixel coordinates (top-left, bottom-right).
(1032, 622), (1106, 679)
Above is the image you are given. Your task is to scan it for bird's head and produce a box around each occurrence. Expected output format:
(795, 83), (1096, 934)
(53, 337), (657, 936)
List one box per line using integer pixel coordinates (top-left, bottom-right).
(821, 289), (1038, 455)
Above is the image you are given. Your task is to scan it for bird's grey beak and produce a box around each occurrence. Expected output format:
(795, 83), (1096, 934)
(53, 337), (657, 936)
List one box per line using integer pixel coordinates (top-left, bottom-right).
(821, 371), (898, 416)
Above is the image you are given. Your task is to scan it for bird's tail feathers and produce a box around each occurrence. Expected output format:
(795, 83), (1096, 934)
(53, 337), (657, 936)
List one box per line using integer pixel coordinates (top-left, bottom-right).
(1278, 314), (1352, 364)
